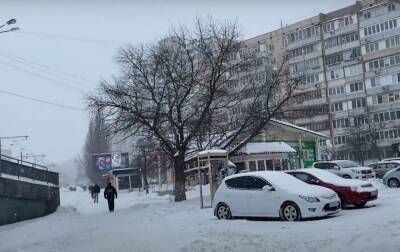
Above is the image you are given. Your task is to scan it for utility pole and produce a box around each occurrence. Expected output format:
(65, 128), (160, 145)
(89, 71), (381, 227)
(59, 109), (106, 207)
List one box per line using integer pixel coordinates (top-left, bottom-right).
(0, 135), (28, 175)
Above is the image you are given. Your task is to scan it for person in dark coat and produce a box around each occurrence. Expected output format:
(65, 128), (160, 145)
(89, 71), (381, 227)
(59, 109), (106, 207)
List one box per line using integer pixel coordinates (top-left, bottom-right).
(93, 183), (100, 204)
(89, 185), (94, 199)
(104, 182), (118, 212)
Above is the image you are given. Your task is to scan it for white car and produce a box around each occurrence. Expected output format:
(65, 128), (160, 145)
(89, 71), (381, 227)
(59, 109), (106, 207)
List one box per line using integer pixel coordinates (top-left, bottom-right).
(213, 171), (341, 221)
(312, 160), (375, 179)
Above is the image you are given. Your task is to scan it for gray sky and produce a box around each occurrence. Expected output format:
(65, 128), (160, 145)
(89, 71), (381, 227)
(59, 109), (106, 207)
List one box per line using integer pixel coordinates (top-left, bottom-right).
(0, 0), (355, 164)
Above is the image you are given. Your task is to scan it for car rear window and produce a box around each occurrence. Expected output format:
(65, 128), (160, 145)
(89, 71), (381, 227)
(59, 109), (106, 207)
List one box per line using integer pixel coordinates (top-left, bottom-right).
(225, 176), (268, 190)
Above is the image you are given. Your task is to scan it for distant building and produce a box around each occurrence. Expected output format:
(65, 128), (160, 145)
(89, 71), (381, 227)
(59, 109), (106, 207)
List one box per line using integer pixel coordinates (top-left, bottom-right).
(235, 0), (400, 162)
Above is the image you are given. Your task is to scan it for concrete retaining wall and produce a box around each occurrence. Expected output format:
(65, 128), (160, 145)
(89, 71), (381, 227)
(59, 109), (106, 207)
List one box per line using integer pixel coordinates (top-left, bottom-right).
(0, 159), (60, 226)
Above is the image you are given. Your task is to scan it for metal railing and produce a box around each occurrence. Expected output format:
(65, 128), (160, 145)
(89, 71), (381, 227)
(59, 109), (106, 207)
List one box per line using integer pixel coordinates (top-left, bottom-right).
(0, 154), (59, 186)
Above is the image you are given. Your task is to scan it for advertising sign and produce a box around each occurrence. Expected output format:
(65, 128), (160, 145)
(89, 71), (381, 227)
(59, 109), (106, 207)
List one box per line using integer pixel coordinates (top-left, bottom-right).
(112, 152), (122, 168)
(93, 152), (130, 172)
(93, 153), (112, 172)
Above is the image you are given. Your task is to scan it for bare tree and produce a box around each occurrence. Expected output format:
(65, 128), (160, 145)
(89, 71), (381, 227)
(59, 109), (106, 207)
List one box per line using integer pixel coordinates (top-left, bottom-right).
(344, 105), (386, 165)
(88, 18), (299, 201)
(132, 136), (159, 194)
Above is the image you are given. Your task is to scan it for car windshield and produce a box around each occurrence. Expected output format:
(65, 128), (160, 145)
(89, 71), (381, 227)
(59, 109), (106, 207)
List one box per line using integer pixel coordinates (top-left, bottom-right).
(336, 160), (359, 168)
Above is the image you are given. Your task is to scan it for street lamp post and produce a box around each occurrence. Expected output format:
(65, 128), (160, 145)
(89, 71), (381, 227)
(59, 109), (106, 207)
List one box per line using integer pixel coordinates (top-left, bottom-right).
(0, 18), (19, 34)
(0, 135), (28, 175)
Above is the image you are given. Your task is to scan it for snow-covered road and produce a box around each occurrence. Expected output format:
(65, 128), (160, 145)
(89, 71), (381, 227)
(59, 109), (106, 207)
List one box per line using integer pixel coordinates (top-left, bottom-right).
(1, 182), (400, 252)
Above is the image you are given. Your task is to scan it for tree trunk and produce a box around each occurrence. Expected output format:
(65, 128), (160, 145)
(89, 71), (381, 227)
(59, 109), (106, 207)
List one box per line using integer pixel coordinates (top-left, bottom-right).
(174, 153), (186, 202)
(143, 156), (149, 194)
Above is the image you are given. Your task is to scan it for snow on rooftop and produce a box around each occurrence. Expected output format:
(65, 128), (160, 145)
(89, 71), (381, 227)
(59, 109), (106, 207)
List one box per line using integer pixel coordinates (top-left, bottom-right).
(198, 149), (227, 156)
(242, 142), (296, 155)
(270, 119), (329, 139)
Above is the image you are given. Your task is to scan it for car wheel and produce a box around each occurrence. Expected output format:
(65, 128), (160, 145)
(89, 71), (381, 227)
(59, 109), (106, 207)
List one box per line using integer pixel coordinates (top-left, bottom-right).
(343, 175), (351, 179)
(354, 201), (366, 208)
(216, 203), (232, 220)
(388, 178), (400, 188)
(280, 202), (301, 221)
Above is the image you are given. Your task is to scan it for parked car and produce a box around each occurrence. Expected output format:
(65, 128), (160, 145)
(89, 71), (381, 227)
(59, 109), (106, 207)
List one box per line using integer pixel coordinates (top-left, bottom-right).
(383, 167), (400, 188)
(382, 157), (400, 162)
(311, 160), (375, 179)
(287, 168), (378, 208)
(213, 171), (341, 221)
(367, 161), (400, 178)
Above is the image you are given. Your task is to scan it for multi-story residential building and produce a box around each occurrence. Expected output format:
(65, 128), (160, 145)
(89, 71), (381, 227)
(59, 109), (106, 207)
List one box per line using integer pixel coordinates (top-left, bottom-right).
(239, 0), (400, 162)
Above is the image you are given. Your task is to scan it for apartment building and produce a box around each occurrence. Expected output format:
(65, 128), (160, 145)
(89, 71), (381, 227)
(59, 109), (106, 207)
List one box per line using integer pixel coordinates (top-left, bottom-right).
(239, 0), (400, 161)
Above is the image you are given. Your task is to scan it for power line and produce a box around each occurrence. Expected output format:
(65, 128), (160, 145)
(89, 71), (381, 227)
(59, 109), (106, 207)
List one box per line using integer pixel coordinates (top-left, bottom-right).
(0, 59), (85, 92)
(0, 50), (97, 87)
(0, 89), (85, 111)
(17, 30), (127, 46)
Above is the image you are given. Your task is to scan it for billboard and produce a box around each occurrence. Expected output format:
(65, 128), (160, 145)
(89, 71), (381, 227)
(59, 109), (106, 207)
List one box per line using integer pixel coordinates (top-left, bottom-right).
(93, 153), (112, 172)
(93, 152), (129, 172)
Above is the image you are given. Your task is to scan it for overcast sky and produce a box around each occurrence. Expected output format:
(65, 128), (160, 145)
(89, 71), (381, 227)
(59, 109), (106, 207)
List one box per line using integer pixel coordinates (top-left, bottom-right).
(0, 0), (355, 164)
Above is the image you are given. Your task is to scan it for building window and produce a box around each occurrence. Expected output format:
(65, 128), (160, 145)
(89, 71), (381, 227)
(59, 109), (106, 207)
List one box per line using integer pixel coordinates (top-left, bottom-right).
(345, 64), (363, 77)
(323, 22), (335, 33)
(367, 53), (400, 71)
(334, 135), (349, 145)
(349, 81), (364, 93)
(289, 43), (315, 58)
(339, 16), (354, 27)
(366, 42), (379, 53)
(344, 47), (361, 61)
(328, 68), (344, 80)
(333, 118), (350, 129)
(385, 35), (400, 49)
(328, 85), (345, 96)
(331, 102), (343, 112)
(364, 18), (398, 37)
(351, 98), (366, 109)
(341, 32), (359, 45)
(377, 94), (383, 104)
(325, 36), (340, 49)
(326, 52), (343, 65)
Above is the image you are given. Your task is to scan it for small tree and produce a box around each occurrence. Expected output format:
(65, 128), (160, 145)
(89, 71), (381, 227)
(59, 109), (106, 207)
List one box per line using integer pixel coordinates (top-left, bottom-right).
(88, 18), (299, 201)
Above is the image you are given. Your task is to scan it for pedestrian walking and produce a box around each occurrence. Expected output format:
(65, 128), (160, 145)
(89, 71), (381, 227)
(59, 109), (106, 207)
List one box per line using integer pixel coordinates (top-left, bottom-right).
(93, 183), (100, 204)
(89, 185), (94, 199)
(104, 182), (118, 212)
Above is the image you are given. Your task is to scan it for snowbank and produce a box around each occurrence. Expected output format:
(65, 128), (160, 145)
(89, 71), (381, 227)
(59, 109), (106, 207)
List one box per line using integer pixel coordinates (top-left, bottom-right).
(2, 180), (400, 252)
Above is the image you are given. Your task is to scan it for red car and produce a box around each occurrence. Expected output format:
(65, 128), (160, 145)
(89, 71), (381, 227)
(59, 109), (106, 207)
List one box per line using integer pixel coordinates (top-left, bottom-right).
(287, 168), (378, 208)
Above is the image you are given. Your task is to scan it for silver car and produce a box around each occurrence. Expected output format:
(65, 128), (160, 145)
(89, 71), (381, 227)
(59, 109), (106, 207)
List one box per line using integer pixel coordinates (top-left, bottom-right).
(383, 167), (400, 188)
(368, 161), (400, 179)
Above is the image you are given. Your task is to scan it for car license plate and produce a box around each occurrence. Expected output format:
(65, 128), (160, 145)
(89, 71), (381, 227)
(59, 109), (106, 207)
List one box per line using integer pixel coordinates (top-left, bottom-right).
(371, 191), (377, 196)
(329, 201), (339, 207)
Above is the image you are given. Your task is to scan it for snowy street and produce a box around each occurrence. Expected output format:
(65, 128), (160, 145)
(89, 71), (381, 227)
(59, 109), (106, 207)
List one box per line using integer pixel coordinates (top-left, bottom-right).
(1, 182), (400, 252)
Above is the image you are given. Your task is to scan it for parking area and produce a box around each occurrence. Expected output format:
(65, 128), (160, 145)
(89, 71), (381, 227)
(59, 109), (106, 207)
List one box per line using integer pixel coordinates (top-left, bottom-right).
(1, 180), (399, 252)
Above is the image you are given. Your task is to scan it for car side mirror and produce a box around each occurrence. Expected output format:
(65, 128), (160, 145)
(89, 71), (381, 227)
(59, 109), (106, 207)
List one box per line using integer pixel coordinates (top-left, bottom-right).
(263, 185), (274, 191)
(310, 179), (320, 184)
(333, 165), (340, 170)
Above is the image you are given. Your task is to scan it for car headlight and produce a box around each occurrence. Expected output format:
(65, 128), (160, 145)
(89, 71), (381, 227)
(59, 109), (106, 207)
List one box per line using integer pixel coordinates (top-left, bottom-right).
(351, 169), (361, 174)
(299, 195), (320, 203)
